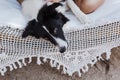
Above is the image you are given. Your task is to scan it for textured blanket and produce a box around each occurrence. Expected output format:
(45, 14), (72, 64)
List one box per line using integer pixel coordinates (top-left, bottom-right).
(0, 0), (120, 76)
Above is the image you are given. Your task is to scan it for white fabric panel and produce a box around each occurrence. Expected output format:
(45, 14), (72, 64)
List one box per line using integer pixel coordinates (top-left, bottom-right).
(0, 0), (120, 30)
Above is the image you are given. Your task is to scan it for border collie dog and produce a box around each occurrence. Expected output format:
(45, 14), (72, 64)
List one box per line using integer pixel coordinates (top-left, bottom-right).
(22, 0), (69, 53)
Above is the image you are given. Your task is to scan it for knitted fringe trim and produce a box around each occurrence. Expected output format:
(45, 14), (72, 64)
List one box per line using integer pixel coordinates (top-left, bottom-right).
(0, 47), (112, 76)
(0, 21), (120, 76)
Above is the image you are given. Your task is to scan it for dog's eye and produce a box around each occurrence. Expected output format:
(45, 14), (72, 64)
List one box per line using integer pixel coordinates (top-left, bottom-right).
(54, 28), (58, 34)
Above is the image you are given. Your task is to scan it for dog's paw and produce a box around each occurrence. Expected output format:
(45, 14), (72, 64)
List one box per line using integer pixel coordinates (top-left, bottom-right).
(22, 31), (29, 38)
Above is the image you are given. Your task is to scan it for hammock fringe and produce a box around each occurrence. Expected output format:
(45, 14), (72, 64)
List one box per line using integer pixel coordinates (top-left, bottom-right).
(0, 21), (120, 76)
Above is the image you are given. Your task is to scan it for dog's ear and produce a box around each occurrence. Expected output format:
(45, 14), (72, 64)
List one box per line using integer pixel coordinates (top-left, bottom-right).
(41, 3), (62, 17)
(61, 14), (69, 25)
(22, 19), (36, 38)
(33, 22), (48, 38)
(48, 3), (63, 9)
(22, 19), (46, 39)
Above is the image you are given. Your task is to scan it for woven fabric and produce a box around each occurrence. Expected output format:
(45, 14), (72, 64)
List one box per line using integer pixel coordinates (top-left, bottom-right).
(0, 0), (120, 77)
(0, 21), (120, 76)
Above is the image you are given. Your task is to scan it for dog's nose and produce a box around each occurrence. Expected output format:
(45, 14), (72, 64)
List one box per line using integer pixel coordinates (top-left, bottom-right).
(59, 46), (66, 53)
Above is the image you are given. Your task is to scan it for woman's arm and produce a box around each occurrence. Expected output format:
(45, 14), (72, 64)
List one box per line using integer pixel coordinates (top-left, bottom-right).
(75, 0), (105, 14)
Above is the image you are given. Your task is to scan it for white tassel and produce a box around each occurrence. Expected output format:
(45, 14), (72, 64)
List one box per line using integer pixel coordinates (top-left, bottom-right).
(12, 63), (17, 69)
(98, 55), (102, 60)
(17, 61), (22, 68)
(9, 65), (13, 71)
(28, 57), (32, 63)
(106, 51), (111, 60)
(53, 61), (57, 67)
(63, 67), (67, 74)
(43, 58), (47, 62)
(78, 71), (82, 77)
(81, 68), (86, 73)
(37, 57), (41, 65)
(50, 60), (54, 67)
(84, 65), (89, 72)
(22, 59), (27, 66)
(0, 69), (4, 76)
(57, 64), (60, 70)
(0, 67), (7, 76)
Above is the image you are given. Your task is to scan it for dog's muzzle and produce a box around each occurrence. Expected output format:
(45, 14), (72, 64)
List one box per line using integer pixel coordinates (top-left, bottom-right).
(55, 38), (68, 53)
(59, 46), (66, 53)
(43, 26), (68, 53)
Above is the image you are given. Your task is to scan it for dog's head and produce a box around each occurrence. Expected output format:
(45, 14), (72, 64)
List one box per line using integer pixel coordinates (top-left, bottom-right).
(22, 3), (69, 53)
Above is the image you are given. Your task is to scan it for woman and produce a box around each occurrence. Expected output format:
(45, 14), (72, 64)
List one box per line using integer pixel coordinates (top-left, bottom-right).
(50, 0), (105, 14)
(18, 0), (105, 14)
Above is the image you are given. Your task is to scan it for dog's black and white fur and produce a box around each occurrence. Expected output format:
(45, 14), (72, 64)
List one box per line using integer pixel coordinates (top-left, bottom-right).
(22, 0), (69, 53)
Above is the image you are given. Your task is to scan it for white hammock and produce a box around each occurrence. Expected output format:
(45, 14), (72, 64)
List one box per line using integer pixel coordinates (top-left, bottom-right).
(0, 0), (120, 76)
